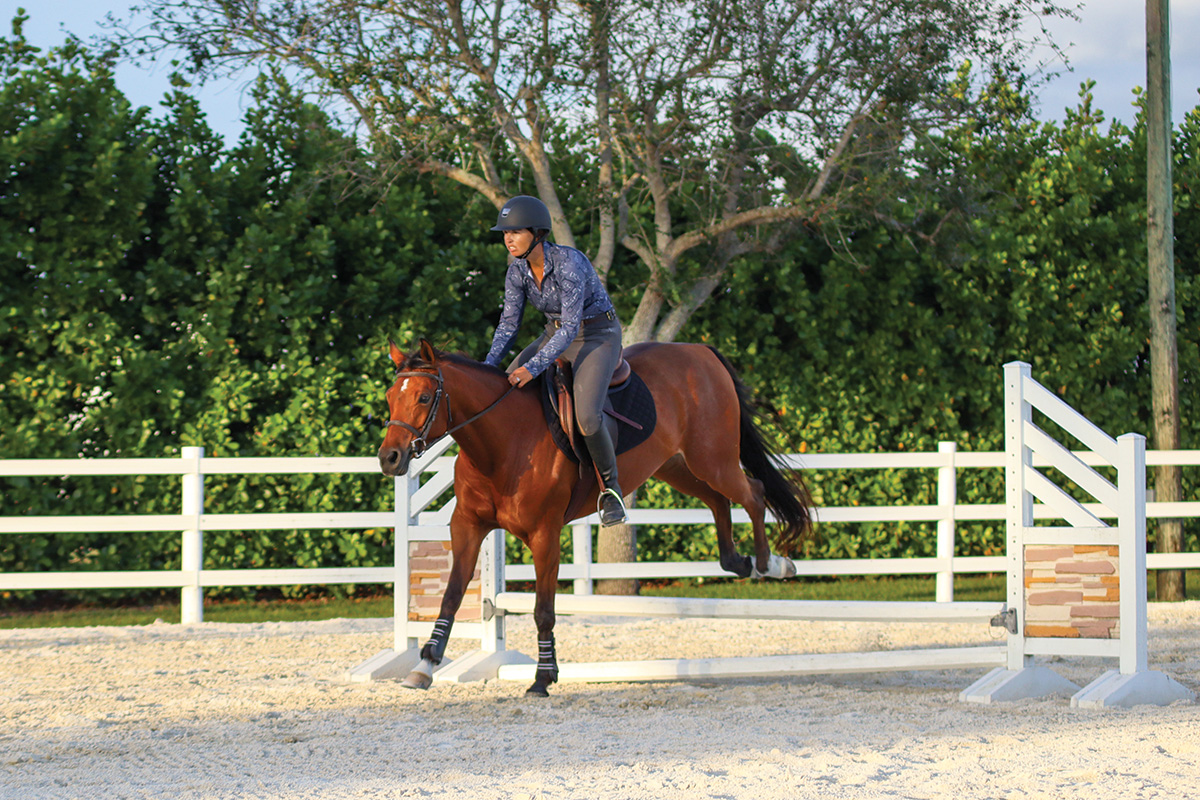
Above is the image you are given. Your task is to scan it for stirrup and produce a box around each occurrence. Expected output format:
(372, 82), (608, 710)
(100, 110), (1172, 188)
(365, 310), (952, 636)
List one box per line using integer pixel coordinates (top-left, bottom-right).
(597, 488), (627, 527)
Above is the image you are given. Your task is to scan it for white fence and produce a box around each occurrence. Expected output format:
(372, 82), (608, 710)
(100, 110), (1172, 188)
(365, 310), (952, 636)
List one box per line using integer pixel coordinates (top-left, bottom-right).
(2, 444), (1199, 626)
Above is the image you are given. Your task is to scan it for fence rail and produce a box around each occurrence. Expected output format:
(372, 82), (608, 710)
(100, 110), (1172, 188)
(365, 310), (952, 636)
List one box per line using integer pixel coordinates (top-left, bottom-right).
(3, 443), (1198, 623)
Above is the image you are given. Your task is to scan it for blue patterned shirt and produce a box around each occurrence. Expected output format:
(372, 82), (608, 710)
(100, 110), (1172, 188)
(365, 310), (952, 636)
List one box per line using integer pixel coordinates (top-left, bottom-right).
(483, 242), (616, 378)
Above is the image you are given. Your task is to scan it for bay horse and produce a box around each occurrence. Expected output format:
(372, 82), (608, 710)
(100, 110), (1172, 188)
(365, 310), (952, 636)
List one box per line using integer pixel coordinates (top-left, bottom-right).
(378, 338), (814, 696)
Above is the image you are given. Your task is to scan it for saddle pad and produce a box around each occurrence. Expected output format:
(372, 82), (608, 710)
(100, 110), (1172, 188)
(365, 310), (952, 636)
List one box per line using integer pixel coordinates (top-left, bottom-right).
(539, 369), (657, 463)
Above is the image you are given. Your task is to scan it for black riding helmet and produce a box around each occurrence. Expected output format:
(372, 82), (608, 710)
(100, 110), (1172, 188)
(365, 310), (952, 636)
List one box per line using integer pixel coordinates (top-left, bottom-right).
(491, 195), (552, 233)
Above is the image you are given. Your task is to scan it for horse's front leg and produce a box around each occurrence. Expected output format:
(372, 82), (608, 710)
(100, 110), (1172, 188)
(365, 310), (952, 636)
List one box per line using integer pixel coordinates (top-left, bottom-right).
(401, 514), (487, 690)
(525, 528), (562, 698)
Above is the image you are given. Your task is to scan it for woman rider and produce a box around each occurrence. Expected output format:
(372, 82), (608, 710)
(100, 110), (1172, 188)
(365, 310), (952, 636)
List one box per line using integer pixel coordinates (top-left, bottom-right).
(483, 195), (627, 527)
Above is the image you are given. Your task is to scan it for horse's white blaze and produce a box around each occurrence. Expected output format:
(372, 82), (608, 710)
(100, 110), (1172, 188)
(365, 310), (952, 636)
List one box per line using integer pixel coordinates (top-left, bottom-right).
(400, 378), (411, 392)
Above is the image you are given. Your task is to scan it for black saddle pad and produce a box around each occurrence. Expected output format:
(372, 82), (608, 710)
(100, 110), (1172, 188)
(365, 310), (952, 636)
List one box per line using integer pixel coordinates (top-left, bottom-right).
(539, 368), (657, 463)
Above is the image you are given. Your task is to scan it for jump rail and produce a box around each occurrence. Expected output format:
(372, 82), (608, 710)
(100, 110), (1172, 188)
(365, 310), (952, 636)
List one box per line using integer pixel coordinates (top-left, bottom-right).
(486, 592), (1009, 684)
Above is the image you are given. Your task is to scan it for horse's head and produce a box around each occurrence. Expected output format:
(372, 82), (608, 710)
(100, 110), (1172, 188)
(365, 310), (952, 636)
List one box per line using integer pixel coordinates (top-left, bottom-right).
(378, 338), (447, 477)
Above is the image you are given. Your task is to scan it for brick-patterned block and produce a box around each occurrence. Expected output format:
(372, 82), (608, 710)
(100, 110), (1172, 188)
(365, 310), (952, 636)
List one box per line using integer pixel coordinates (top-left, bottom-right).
(1026, 624), (1080, 638)
(1025, 546), (1076, 562)
(1074, 621), (1118, 638)
(1027, 590), (1083, 605)
(407, 541), (482, 622)
(1056, 560), (1116, 575)
(1070, 604), (1119, 618)
(1024, 545), (1120, 639)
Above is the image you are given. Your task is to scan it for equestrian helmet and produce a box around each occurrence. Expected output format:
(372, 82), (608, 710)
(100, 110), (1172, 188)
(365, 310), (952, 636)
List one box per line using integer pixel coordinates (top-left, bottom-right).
(491, 195), (552, 233)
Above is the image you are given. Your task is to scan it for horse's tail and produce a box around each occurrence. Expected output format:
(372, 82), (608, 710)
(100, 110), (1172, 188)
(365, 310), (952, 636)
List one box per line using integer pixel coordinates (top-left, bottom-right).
(707, 346), (816, 556)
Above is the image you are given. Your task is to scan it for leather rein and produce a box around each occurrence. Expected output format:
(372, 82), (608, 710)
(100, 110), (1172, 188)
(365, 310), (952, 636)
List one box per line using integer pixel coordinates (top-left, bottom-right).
(384, 367), (516, 457)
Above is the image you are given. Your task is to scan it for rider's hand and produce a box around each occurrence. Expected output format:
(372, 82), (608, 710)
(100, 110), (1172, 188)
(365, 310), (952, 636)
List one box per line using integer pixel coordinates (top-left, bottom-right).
(508, 367), (534, 388)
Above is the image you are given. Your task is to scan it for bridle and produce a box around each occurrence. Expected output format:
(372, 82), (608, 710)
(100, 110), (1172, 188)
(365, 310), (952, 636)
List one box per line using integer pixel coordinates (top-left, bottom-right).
(384, 367), (516, 457)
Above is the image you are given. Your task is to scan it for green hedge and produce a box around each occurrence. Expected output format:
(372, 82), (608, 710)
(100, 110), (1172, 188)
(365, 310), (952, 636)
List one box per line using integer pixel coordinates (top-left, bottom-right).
(2, 37), (1197, 602)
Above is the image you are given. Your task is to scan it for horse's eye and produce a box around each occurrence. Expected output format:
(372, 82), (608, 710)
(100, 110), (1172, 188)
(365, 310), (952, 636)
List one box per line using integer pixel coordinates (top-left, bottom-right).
(418, 393), (432, 404)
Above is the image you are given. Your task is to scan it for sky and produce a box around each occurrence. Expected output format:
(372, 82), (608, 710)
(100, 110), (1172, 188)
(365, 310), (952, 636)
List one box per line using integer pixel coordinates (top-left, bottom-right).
(5, 0), (1200, 144)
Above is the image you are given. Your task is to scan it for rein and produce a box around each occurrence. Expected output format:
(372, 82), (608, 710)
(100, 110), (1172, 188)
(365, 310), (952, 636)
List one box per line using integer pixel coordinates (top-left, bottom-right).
(385, 367), (516, 457)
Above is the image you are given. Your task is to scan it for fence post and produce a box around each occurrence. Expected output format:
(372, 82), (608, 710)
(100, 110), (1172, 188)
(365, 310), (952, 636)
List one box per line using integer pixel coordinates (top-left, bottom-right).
(1116, 432), (1149, 675)
(180, 446), (204, 624)
(393, 471), (420, 653)
(1004, 361), (1032, 671)
(573, 521), (593, 596)
(480, 529), (506, 653)
(936, 441), (957, 602)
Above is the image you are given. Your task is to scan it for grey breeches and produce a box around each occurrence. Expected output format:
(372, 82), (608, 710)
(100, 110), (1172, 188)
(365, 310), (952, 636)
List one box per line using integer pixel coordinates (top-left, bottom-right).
(510, 318), (622, 437)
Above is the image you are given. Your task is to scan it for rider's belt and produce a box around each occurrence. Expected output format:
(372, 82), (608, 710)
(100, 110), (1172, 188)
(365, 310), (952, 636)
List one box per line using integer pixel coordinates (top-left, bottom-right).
(552, 309), (616, 329)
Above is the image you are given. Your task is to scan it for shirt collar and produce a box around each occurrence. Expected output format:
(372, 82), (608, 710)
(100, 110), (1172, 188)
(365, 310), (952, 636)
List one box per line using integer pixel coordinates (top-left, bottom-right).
(518, 242), (555, 282)
(538, 241), (557, 278)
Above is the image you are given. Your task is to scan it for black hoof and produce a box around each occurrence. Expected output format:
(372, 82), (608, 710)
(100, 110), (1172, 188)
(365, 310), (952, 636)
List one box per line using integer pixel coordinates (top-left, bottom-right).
(525, 680), (551, 697)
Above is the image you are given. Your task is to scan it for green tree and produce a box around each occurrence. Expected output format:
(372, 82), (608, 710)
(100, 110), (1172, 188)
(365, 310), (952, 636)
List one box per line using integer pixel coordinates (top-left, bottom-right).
(0, 16), (160, 459)
(0, 24), (500, 602)
(118, 0), (1077, 341)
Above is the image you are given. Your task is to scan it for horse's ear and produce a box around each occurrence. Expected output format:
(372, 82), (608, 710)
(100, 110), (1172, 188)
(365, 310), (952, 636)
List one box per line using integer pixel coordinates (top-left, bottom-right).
(388, 338), (405, 368)
(419, 338), (438, 364)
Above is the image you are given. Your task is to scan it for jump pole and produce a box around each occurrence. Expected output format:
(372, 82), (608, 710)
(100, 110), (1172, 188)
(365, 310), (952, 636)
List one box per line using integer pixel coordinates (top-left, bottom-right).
(492, 591), (1007, 683)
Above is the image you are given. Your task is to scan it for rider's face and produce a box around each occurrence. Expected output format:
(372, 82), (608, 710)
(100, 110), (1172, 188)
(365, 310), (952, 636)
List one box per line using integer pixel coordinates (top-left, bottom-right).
(503, 229), (536, 258)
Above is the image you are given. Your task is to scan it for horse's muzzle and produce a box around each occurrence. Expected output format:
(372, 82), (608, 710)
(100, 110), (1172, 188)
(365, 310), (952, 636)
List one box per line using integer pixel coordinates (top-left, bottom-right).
(378, 445), (411, 477)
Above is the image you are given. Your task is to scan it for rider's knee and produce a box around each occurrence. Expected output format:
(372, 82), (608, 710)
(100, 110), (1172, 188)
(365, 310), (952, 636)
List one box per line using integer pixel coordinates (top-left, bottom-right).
(577, 412), (605, 437)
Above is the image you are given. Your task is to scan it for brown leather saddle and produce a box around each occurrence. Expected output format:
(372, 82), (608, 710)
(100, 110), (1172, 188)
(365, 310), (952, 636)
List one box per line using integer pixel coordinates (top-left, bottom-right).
(540, 356), (657, 522)
(548, 357), (637, 450)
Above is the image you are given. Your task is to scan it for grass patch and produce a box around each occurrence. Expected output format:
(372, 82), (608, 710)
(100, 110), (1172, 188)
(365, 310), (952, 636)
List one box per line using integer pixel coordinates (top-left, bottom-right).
(0, 595), (395, 630)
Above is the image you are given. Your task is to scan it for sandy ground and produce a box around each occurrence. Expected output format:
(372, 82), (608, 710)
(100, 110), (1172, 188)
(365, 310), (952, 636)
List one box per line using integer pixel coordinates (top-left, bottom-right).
(1, 603), (1198, 800)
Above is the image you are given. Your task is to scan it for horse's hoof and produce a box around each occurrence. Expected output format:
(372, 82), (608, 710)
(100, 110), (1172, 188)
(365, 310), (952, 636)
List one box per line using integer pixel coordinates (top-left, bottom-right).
(525, 681), (551, 698)
(400, 661), (434, 690)
(752, 553), (796, 580)
(400, 671), (432, 690)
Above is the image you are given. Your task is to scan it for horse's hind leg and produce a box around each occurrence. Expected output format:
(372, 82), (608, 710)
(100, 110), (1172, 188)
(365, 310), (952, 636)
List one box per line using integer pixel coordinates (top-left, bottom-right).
(684, 457), (795, 580)
(738, 475), (796, 579)
(654, 455), (752, 579)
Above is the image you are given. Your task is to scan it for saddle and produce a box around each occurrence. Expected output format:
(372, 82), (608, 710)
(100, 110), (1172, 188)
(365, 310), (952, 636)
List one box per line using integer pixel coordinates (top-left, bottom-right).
(539, 357), (657, 521)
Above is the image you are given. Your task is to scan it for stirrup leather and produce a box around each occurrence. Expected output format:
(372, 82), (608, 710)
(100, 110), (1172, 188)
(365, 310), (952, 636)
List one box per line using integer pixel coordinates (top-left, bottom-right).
(597, 488), (627, 526)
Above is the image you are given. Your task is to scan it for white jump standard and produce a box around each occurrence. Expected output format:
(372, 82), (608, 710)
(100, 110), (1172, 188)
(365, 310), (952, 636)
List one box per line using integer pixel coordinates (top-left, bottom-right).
(960, 362), (1192, 708)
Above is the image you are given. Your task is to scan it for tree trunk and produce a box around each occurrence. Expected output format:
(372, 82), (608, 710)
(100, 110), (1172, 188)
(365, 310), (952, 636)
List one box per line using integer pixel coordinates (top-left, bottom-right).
(594, 489), (639, 595)
(1146, 0), (1184, 601)
(589, 0), (617, 281)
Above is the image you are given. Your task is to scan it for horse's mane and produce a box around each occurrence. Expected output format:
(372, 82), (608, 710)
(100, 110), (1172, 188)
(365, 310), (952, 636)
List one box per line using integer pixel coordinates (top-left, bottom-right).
(405, 346), (505, 376)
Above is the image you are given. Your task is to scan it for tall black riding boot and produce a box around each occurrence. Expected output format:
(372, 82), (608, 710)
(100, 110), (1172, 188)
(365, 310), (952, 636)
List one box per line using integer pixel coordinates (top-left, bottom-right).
(582, 430), (626, 526)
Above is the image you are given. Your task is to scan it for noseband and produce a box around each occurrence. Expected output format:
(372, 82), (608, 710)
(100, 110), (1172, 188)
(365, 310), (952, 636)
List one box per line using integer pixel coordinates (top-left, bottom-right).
(385, 367), (516, 458)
